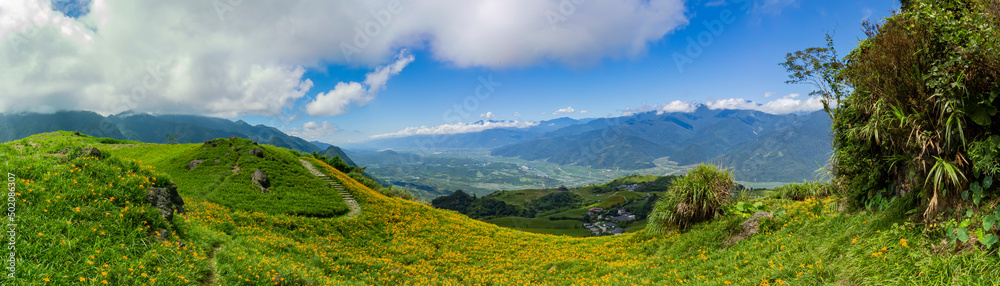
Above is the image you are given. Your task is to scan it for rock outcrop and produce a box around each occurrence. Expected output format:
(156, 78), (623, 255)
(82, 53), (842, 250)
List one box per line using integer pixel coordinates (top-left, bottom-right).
(725, 212), (774, 246)
(249, 149), (263, 158)
(252, 169), (270, 193)
(187, 159), (204, 170)
(77, 147), (103, 159)
(145, 183), (185, 221)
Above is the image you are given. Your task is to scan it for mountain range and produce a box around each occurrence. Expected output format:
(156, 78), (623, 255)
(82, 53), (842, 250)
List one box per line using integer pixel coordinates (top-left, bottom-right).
(343, 117), (593, 150)
(349, 107), (832, 182)
(492, 108), (832, 181)
(0, 110), (354, 165)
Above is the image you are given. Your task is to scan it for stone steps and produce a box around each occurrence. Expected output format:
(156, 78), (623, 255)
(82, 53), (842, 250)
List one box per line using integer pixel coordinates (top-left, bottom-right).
(299, 159), (361, 218)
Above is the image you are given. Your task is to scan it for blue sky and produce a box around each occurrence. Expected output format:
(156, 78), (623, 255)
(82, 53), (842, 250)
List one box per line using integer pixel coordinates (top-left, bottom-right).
(1, 0), (899, 144)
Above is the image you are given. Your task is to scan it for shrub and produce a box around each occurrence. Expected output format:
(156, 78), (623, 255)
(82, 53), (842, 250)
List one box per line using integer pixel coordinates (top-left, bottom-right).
(786, 0), (1000, 217)
(647, 164), (735, 234)
(770, 181), (831, 201)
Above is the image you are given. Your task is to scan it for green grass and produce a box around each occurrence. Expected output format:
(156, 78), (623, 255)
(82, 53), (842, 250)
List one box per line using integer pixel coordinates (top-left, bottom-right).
(485, 217), (584, 229)
(0, 131), (208, 284)
(593, 195), (627, 209)
(112, 137), (348, 218)
(541, 207), (591, 219)
(5, 131), (1000, 285)
(507, 228), (592, 237)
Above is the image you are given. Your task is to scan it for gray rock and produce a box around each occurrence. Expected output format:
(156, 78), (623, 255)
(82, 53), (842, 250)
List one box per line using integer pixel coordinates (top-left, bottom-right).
(145, 183), (185, 221)
(252, 169), (270, 193)
(229, 136), (237, 140)
(77, 147), (102, 158)
(725, 212), (773, 246)
(187, 159), (204, 170)
(214, 159), (220, 163)
(249, 149), (263, 158)
(57, 148), (70, 154)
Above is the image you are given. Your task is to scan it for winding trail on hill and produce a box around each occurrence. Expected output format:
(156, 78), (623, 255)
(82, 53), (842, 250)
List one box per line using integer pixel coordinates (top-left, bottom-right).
(202, 244), (223, 285)
(299, 159), (361, 218)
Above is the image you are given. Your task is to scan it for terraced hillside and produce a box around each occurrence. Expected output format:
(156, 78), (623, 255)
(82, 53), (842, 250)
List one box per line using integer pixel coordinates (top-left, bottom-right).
(2, 132), (998, 285)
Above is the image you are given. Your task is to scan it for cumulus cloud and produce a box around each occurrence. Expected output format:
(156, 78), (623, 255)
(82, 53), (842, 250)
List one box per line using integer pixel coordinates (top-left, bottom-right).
(704, 98), (760, 111)
(625, 94), (823, 116)
(0, 0), (689, 117)
(480, 112), (496, 119)
(284, 121), (340, 141)
(553, 107), (576, 114)
(657, 100), (698, 113)
(371, 120), (539, 139)
(305, 50), (414, 117)
(704, 94), (823, 114)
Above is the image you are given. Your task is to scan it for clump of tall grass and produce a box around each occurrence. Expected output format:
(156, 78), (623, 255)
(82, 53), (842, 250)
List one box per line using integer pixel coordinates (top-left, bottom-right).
(648, 164), (735, 234)
(770, 181), (831, 201)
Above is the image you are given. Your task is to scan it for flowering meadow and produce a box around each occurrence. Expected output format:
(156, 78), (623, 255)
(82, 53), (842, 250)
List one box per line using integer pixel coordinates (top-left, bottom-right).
(1, 131), (998, 285)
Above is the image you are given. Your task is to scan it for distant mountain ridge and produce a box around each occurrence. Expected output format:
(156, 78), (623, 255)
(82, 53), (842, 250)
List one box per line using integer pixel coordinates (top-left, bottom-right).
(347, 117), (593, 150)
(0, 111), (354, 163)
(492, 107), (832, 181)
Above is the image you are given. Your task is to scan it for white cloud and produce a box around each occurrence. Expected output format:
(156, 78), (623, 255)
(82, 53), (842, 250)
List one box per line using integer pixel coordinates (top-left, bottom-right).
(553, 107), (576, 114)
(754, 93), (823, 114)
(305, 82), (365, 117)
(704, 93), (822, 114)
(371, 120), (539, 139)
(305, 50), (413, 117)
(480, 111), (496, 119)
(764, 91), (775, 97)
(625, 94), (823, 116)
(284, 121), (340, 141)
(657, 100), (698, 113)
(0, 0), (689, 117)
(705, 98), (760, 111)
(580, 110), (588, 114)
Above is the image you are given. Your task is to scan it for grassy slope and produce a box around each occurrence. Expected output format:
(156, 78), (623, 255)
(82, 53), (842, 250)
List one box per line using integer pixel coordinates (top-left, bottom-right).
(112, 137), (348, 217)
(5, 132), (999, 285)
(1, 132), (208, 284)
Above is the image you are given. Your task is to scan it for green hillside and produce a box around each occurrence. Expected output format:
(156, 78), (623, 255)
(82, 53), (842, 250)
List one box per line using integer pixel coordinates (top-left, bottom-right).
(112, 137), (348, 218)
(3, 131), (999, 285)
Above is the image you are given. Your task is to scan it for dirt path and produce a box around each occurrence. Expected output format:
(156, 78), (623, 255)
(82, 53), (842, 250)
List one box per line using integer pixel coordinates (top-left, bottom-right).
(202, 244), (223, 285)
(299, 159), (361, 218)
